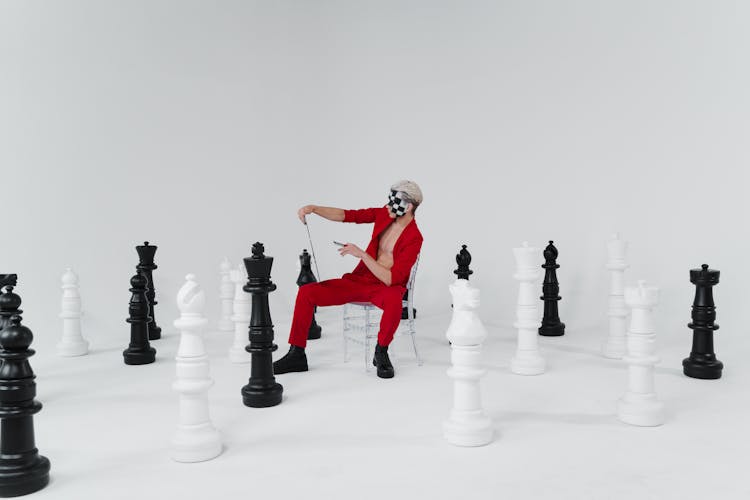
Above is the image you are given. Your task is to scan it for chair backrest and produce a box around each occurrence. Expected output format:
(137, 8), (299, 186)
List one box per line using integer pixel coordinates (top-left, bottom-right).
(404, 254), (420, 320)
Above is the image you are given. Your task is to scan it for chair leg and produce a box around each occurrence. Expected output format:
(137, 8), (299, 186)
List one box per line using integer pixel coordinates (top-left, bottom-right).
(364, 307), (371, 372)
(409, 320), (423, 366)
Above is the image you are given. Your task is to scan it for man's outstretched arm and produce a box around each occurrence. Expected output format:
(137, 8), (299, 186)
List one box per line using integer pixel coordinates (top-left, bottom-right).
(298, 205), (345, 223)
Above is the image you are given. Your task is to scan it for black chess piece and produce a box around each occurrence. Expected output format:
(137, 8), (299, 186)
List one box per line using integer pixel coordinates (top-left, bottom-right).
(297, 249), (322, 340)
(0, 306), (51, 496)
(0, 274), (20, 332)
(123, 272), (156, 365)
(401, 289), (417, 320)
(454, 245), (473, 280)
(539, 240), (565, 336)
(683, 264), (723, 379)
(136, 241), (162, 340)
(241, 243), (283, 408)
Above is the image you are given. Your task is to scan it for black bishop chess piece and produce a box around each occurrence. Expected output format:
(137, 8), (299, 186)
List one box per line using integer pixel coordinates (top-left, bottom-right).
(241, 243), (283, 408)
(455, 244), (473, 280)
(0, 274), (20, 332)
(123, 272), (156, 365)
(136, 241), (162, 340)
(539, 240), (565, 336)
(683, 264), (723, 379)
(297, 249), (322, 340)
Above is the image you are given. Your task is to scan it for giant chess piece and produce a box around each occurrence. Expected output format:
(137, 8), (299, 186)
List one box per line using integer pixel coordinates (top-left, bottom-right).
(57, 268), (89, 357)
(443, 245), (493, 447)
(602, 234), (629, 359)
(228, 265), (251, 364)
(683, 264), (723, 379)
(0, 285), (51, 496)
(123, 272), (156, 365)
(539, 240), (565, 336)
(136, 241), (162, 340)
(0, 274), (21, 332)
(241, 243), (283, 408)
(617, 281), (664, 427)
(401, 289), (417, 320)
(172, 274), (222, 463)
(511, 242), (546, 375)
(297, 249), (322, 340)
(217, 258), (234, 332)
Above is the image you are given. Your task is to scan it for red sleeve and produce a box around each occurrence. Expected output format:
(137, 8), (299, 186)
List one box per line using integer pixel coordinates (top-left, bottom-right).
(343, 207), (380, 224)
(390, 234), (423, 287)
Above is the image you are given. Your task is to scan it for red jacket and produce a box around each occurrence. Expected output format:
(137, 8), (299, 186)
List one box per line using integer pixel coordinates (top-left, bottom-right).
(342, 206), (423, 288)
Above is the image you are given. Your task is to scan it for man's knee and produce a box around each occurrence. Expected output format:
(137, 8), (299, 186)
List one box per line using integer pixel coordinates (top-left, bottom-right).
(297, 283), (320, 305)
(378, 288), (404, 312)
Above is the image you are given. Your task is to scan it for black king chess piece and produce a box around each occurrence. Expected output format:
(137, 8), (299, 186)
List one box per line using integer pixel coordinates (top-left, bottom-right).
(683, 264), (723, 379)
(539, 240), (565, 336)
(136, 241), (161, 340)
(123, 272), (156, 365)
(455, 245), (473, 280)
(0, 282), (51, 497)
(297, 249), (322, 340)
(0, 275), (20, 332)
(241, 243), (283, 408)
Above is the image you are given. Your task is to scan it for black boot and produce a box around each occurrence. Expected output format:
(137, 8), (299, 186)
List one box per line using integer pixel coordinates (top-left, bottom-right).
(273, 345), (308, 374)
(373, 344), (395, 379)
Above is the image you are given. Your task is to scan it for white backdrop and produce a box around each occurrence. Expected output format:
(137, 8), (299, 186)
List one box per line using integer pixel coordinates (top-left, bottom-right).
(1, 0), (747, 354)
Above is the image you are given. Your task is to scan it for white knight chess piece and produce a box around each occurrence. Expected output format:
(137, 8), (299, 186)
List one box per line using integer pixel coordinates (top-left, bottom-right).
(57, 268), (89, 357)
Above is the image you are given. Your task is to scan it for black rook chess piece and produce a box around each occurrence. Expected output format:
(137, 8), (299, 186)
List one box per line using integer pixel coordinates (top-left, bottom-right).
(539, 240), (565, 336)
(0, 274), (20, 332)
(136, 241), (162, 340)
(241, 243), (283, 408)
(297, 249), (322, 340)
(123, 272), (156, 365)
(454, 245), (473, 280)
(683, 264), (723, 379)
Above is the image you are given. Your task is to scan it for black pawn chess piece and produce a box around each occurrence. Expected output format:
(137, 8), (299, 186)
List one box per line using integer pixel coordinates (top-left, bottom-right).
(539, 240), (565, 336)
(123, 272), (156, 365)
(0, 274), (20, 332)
(683, 264), (723, 379)
(241, 242), (283, 408)
(297, 249), (322, 340)
(454, 244), (473, 280)
(0, 310), (51, 497)
(136, 241), (161, 340)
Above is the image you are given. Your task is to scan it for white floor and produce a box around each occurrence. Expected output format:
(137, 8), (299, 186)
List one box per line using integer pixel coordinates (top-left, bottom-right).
(29, 308), (748, 500)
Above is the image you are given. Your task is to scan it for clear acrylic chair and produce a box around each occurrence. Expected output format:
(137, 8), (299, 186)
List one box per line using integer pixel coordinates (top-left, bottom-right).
(342, 255), (422, 371)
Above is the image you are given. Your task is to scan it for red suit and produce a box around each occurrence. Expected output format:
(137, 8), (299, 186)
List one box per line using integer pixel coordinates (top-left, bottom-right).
(288, 206), (423, 348)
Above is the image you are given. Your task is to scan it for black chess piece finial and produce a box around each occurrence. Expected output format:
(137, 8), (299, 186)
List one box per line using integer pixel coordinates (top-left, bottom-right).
(0, 310), (51, 497)
(241, 242), (283, 408)
(0, 274), (20, 332)
(123, 272), (156, 365)
(297, 249), (322, 340)
(454, 245), (473, 280)
(683, 264), (723, 379)
(539, 240), (565, 336)
(136, 241), (162, 340)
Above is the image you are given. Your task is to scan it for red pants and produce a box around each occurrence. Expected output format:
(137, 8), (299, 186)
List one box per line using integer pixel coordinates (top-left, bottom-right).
(288, 275), (405, 349)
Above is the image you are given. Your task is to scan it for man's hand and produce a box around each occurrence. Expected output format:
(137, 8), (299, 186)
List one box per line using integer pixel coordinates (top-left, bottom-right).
(339, 243), (366, 259)
(298, 205), (317, 224)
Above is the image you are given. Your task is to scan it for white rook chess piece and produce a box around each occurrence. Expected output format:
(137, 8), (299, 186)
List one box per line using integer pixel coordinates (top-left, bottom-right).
(172, 274), (222, 462)
(229, 265), (251, 363)
(443, 278), (493, 447)
(617, 280), (664, 427)
(510, 242), (545, 375)
(602, 233), (629, 359)
(218, 258), (234, 332)
(57, 268), (89, 357)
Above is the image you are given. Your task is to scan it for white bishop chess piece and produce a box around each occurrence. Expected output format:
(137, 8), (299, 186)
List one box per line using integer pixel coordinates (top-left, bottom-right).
(57, 268), (89, 356)
(602, 233), (629, 359)
(510, 242), (545, 375)
(229, 264), (251, 363)
(218, 258), (234, 332)
(172, 274), (223, 462)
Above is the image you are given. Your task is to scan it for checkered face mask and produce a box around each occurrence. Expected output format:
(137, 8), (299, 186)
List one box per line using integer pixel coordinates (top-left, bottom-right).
(387, 190), (410, 217)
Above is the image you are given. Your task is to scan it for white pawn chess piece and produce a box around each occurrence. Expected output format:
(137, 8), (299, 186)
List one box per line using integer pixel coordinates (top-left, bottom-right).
(57, 268), (89, 357)
(217, 258), (234, 332)
(510, 242), (545, 375)
(228, 265), (251, 363)
(172, 274), (222, 462)
(602, 233), (629, 359)
(617, 280), (665, 427)
(443, 278), (493, 447)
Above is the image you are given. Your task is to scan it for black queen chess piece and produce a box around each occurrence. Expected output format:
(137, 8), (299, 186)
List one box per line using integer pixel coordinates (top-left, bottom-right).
(539, 240), (565, 336)
(297, 249), (322, 340)
(683, 264), (723, 379)
(123, 272), (156, 365)
(136, 241), (162, 340)
(241, 243), (283, 408)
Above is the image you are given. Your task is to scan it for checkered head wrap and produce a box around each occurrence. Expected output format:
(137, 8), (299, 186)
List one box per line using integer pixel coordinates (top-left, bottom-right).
(387, 190), (410, 217)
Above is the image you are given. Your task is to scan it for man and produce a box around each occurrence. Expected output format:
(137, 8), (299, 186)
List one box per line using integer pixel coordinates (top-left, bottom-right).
(273, 180), (424, 379)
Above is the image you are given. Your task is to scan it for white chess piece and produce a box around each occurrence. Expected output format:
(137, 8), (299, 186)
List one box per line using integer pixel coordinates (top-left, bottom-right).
(443, 278), (493, 447)
(510, 242), (545, 375)
(617, 280), (665, 427)
(229, 265), (251, 363)
(172, 274), (222, 462)
(218, 258), (234, 332)
(57, 268), (89, 357)
(602, 234), (629, 358)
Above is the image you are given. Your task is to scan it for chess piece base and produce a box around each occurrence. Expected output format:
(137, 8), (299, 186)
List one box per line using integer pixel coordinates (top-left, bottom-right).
(148, 325), (162, 341)
(241, 383), (283, 408)
(229, 346), (251, 364)
(682, 357), (723, 380)
(0, 455), (50, 497)
(307, 323), (322, 340)
(56, 339), (89, 357)
(123, 347), (156, 365)
(443, 410), (493, 447)
(602, 337), (626, 359)
(617, 393), (664, 427)
(539, 322), (565, 336)
(510, 355), (545, 376)
(172, 424), (223, 463)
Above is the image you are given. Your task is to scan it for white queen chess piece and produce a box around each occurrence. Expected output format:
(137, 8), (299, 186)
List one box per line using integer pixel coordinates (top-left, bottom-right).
(510, 242), (545, 375)
(57, 268), (89, 356)
(172, 274), (222, 462)
(218, 258), (234, 332)
(602, 234), (629, 359)
(229, 264), (252, 363)
(617, 280), (665, 427)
